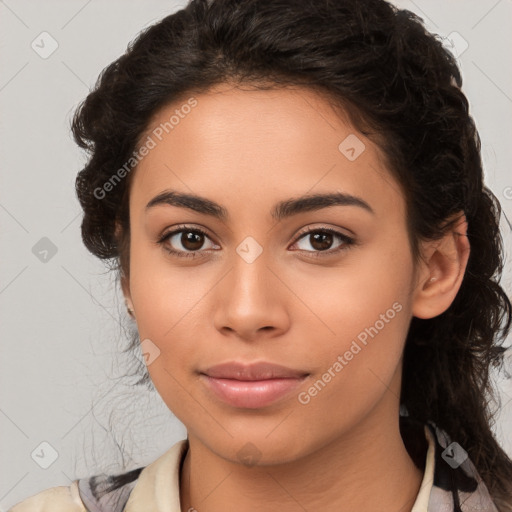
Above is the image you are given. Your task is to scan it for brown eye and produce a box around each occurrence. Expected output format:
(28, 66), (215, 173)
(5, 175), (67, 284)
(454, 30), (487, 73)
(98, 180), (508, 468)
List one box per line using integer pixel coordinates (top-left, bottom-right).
(308, 232), (334, 251)
(291, 227), (355, 257)
(159, 226), (219, 259)
(179, 231), (205, 251)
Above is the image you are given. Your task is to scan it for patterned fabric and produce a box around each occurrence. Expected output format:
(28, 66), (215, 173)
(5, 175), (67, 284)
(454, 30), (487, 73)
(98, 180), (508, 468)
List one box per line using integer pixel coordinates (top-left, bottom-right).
(422, 421), (499, 511)
(77, 467), (143, 512)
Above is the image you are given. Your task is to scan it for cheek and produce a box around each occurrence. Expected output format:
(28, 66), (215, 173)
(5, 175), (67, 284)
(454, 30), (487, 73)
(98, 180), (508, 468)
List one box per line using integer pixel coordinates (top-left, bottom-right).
(127, 238), (221, 409)
(311, 234), (414, 353)
(128, 253), (206, 418)
(130, 266), (211, 369)
(302, 234), (414, 396)
(128, 230), (204, 335)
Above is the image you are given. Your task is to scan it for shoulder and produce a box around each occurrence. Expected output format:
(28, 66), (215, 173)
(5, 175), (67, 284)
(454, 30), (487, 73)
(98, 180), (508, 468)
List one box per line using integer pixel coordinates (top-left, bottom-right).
(8, 468), (144, 512)
(7, 440), (188, 512)
(8, 481), (87, 512)
(8, 467), (145, 512)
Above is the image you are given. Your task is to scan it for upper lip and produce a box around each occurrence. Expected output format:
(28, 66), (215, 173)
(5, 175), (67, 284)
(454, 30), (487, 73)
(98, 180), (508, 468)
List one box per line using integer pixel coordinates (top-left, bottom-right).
(201, 362), (309, 381)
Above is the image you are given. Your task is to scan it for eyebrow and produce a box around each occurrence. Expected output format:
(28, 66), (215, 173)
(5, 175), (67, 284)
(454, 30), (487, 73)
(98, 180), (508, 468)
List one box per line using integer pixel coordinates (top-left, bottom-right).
(145, 189), (374, 221)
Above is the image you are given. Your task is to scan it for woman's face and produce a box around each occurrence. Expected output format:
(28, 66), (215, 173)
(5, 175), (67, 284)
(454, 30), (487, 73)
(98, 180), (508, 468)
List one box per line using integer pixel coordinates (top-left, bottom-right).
(123, 83), (421, 464)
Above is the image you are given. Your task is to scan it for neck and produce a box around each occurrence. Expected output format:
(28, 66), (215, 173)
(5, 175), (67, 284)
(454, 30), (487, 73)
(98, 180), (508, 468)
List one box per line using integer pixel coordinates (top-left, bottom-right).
(179, 406), (424, 512)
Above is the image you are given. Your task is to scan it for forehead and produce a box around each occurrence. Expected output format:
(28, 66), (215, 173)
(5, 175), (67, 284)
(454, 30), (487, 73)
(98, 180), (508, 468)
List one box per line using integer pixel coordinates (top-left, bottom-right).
(130, 84), (405, 222)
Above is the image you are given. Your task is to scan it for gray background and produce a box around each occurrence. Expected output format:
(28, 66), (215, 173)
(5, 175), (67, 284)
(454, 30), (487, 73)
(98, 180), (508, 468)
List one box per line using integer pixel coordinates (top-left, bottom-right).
(1, 0), (511, 509)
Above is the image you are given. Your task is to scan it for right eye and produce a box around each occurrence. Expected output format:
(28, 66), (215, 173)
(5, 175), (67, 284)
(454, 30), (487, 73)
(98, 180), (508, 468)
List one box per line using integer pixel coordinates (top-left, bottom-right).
(158, 225), (220, 259)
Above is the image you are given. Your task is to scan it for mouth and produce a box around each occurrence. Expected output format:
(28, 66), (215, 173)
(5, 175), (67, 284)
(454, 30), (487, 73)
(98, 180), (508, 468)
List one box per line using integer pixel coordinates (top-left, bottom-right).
(199, 361), (309, 409)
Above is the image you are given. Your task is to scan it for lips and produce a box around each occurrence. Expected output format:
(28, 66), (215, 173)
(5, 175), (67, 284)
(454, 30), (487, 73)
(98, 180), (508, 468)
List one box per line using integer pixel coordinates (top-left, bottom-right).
(200, 362), (308, 409)
(200, 361), (309, 409)
(203, 361), (308, 380)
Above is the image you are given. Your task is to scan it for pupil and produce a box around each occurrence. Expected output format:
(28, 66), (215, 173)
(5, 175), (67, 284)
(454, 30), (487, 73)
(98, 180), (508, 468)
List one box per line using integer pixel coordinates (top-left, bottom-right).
(182, 231), (203, 250)
(311, 232), (332, 251)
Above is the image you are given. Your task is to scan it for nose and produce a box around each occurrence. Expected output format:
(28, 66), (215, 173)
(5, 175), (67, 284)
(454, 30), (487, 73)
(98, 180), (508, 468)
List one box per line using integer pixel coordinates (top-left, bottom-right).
(212, 248), (290, 343)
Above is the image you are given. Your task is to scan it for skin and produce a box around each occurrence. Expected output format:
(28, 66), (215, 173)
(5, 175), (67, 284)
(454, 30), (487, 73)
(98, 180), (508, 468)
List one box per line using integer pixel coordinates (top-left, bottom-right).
(121, 83), (470, 511)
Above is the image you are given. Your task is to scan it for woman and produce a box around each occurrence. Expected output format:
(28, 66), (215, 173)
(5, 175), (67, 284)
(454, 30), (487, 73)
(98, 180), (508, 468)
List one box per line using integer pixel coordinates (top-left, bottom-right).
(9, 0), (512, 510)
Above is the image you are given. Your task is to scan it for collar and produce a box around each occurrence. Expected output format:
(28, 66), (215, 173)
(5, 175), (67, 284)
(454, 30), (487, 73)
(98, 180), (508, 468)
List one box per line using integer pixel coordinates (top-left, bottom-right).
(124, 427), (433, 511)
(124, 440), (187, 512)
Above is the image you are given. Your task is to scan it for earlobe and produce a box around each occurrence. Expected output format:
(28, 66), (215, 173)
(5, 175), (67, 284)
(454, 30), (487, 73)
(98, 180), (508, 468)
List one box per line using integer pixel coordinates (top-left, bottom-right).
(116, 220), (135, 319)
(121, 262), (135, 319)
(121, 271), (135, 319)
(412, 213), (470, 320)
(125, 300), (135, 319)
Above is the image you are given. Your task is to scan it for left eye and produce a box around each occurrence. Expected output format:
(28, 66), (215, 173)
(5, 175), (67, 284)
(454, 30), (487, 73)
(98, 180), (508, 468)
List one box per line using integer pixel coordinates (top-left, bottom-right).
(292, 228), (354, 254)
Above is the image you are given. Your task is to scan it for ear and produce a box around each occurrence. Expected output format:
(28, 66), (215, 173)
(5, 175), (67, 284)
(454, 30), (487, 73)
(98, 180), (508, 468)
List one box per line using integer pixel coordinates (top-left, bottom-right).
(121, 271), (135, 318)
(412, 213), (470, 319)
(116, 221), (135, 319)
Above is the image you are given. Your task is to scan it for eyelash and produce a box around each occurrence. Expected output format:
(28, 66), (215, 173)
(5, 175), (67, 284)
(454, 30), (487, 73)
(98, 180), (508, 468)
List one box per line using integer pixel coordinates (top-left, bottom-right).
(157, 224), (356, 259)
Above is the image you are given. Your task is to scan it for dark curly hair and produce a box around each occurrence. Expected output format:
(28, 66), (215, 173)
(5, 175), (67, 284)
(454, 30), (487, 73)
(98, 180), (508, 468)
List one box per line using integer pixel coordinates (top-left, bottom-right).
(71, 0), (512, 508)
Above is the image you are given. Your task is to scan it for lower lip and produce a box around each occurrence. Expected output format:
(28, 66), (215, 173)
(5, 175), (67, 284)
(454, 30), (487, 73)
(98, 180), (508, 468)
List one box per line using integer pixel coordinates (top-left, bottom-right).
(200, 375), (306, 409)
